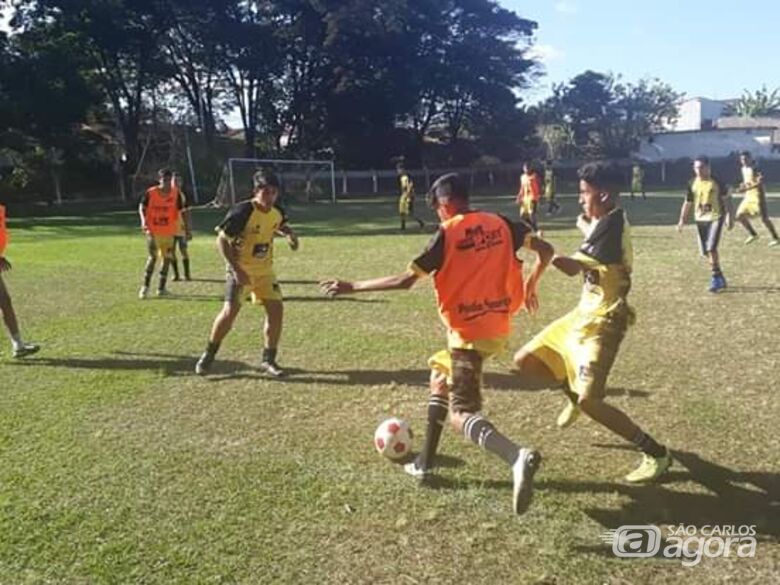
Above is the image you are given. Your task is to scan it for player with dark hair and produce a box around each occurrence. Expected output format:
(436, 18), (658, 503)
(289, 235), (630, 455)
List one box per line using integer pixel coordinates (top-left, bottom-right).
(397, 165), (425, 231)
(170, 172), (193, 281)
(735, 151), (779, 246)
(513, 162), (671, 484)
(195, 169), (299, 377)
(139, 168), (183, 298)
(677, 156), (733, 293)
(517, 162), (542, 233)
(321, 172), (555, 515)
(0, 200), (40, 358)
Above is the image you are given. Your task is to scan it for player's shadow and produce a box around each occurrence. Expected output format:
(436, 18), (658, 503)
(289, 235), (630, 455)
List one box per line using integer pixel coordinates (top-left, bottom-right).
(8, 351), (247, 377)
(541, 448), (780, 554)
(186, 277), (227, 284)
(719, 285), (780, 294)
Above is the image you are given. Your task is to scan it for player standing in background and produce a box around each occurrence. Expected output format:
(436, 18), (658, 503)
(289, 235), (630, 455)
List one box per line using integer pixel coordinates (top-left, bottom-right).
(139, 168), (182, 298)
(677, 156), (733, 293)
(513, 162), (671, 484)
(397, 165), (425, 231)
(0, 199), (40, 358)
(517, 162), (542, 234)
(170, 172), (193, 282)
(734, 151), (779, 246)
(544, 160), (561, 215)
(321, 172), (555, 515)
(630, 161), (646, 200)
(196, 169), (299, 377)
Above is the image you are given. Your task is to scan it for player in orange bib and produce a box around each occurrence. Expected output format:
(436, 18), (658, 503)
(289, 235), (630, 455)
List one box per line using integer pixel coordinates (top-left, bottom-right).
(321, 173), (554, 516)
(138, 168), (183, 298)
(0, 200), (40, 358)
(516, 161), (542, 235)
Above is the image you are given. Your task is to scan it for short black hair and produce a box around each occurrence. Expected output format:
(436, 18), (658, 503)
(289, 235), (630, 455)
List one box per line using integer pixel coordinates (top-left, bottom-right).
(739, 150), (752, 158)
(158, 168), (173, 178)
(577, 162), (623, 196)
(694, 155), (710, 165)
(253, 168), (280, 190)
(427, 173), (468, 209)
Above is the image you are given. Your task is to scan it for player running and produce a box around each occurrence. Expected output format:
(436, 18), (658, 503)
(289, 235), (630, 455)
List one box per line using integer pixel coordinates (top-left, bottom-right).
(677, 156), (733, 293)
(138, 168), (183, 298)
(517, 162), (542, 234)
(195, 169), (299, 377)
(171, 172), (193, 282)
(734, 151), (779, 247)
(397, 165), (425, 231)
(513, 162), (671, 484)
(0, 200), (40, 358)
(321, 172), (554, 515)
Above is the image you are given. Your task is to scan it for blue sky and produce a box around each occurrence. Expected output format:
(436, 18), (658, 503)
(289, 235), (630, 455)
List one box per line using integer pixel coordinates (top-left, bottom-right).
(505, 0), (780, 103)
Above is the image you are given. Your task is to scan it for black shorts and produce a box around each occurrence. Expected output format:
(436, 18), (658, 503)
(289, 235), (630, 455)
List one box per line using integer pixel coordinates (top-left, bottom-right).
(449, 349), (483, 413)
(696, 217), (724, 255)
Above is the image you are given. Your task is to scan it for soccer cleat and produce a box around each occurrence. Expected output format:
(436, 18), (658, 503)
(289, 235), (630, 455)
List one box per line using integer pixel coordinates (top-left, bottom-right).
(717, 274), (727, 289)
(512, 448), (541, 515)
(403, 460), (432, 482)
(624, 449), (672, 484)
(708, 274), (726, 293)
(13, 343), (40, 358)
(195, 352), (215, 375)
(259, 360), (285, 378)
(138, 286), (149, 299)
(156, 288), (171, 297)
(769, 239), (780, 248)
(744, 234), (759, 245)
(557, 399), (581, 429)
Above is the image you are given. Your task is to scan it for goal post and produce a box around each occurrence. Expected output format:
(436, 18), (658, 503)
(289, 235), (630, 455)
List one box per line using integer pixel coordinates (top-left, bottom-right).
(217, 158), (337, 206)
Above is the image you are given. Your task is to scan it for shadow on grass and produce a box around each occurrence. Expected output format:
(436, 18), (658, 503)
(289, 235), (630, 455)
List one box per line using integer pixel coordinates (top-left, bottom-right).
(544, 449), (780, 555)
(719, 286), (780, 294)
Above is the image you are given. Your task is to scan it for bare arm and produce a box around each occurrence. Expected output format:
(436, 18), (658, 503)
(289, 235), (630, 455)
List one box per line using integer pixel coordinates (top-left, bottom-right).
(216, 232), (248, 284)
(138, 202), (148, 232)
(275, 223), (299, 250)
(523, 235), (554, 314)
(183, 208), (192, 237)
(552, 255), (586, 277)
(321, 271), (420, 296)
(678, 201), (692, 231)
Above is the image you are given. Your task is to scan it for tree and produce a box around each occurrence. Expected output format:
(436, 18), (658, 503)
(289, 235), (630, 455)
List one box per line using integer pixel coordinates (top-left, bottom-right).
(726, 86), (780, 117)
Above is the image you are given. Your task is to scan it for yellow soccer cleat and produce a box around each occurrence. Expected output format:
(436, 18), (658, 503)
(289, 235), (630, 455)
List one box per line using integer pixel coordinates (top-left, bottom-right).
(625, 450), (672, 484)
(556, 399), (580, 429)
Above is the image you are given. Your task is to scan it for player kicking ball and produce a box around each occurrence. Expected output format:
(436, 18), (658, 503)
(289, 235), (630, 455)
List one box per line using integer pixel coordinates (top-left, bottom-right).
(677, 156), (733, 293)
(0, 201), (40, 358)
(513, 162), (671, 484)
(321, 173), (554, 515)
(196, 169), (298, 377)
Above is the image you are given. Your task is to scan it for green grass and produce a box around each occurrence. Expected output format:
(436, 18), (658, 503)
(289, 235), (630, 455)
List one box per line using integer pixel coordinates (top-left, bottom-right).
(1, 193), (779, 584)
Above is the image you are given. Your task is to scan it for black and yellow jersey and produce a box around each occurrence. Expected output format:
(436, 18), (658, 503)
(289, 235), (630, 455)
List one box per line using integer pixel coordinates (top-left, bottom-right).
(217, 201), (289, 277)
(686, 176), (728, 222)
(176, 190), (190, 236)
(740, 164), (764, 200)
(399, 174), (414, 198)
(572, 208), (632, 317)
(544, 169), (555, 198)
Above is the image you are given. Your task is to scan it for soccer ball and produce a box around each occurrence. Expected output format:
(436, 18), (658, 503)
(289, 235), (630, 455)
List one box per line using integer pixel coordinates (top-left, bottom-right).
(374, 417), (413, 460)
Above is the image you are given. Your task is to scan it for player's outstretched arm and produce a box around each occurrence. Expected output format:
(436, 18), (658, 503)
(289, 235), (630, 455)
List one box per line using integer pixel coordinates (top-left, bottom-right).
(320, 271), (420, 297)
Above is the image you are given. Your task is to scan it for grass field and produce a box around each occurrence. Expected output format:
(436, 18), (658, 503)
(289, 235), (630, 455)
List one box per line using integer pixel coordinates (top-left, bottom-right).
(1, 193), (779, 584)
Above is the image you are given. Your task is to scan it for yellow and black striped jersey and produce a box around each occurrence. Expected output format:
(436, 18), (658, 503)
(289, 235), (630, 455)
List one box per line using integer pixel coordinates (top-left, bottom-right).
(217, 201), (289, 277)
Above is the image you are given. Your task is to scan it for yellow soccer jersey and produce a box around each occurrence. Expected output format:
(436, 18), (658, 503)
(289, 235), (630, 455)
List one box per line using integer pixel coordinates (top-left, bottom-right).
(686, 176), (728, 222)
(175, 190), (190, 236)
(399, 173), (414, 198)
(217, 201), (289, 277)
(741, 164), (763, 201)
(572, 208), (633, 317)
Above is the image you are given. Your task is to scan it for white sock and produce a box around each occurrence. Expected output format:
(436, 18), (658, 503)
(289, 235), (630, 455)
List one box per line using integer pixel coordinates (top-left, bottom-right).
(11, 334), (23, 350)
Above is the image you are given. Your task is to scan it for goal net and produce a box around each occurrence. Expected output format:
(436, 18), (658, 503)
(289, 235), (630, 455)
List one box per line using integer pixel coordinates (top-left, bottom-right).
(215, 158), (336, 207)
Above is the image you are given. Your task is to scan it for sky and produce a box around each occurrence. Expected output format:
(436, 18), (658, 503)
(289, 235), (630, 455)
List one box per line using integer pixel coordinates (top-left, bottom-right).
(505, 0), (780, 103)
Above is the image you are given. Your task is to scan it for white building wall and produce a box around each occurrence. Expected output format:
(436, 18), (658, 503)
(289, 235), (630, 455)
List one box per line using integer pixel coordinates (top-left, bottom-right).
(636, 128), (778, 161)
(672, 98), (729, 131)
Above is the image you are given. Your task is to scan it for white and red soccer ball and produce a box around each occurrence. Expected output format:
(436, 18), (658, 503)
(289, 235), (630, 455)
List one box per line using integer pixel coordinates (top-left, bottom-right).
(374, 417), (413, 460)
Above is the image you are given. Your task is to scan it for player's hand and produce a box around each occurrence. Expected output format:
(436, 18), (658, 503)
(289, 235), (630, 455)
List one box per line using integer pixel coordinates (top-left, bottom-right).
(186, 231), (193, 241)
(320, 279), (353, 297)
(676, 221), (685, 233)
(232, 267), (250, 286)
(141, 223), (150, 234)
(0, 257), (11, 272)
(524, 282), (539, 315)
(287, 234), (299, 251)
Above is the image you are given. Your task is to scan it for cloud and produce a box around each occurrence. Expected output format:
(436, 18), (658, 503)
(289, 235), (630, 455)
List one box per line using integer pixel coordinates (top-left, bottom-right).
(527, 44), (565, 63)
(554, 1), (578, 15)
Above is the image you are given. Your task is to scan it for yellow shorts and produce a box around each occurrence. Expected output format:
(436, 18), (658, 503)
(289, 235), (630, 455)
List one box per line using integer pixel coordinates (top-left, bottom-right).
(225, 273), (283, 305)
(147, 235), (174, 259)
(736, 196), (762, 218)
(520, 198), (537, 218)
(520, 308), (630, 399)
(399, 195), (411, 215)
(427, 335), (508, 380)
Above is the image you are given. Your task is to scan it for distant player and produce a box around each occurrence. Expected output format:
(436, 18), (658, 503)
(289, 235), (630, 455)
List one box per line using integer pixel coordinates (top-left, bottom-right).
(734, 151), (779, 246)
(544, 160), (561, 215)
(513, 162), (671, 484)
(170, 172), (193, 281)
(0, 199), (40, 357)
(397, 165), (425, 231)
(630, 162), (646, 200)
(139, 168), (183, 298)
(677, 156), (733, 293)
(517, 162), (542, 234)
(321, 173), (554, 515)
(195, 169), (299, 377)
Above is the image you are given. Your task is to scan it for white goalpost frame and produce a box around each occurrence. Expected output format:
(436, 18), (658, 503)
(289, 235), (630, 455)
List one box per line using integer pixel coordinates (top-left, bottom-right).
(226, 157), (337, 205)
